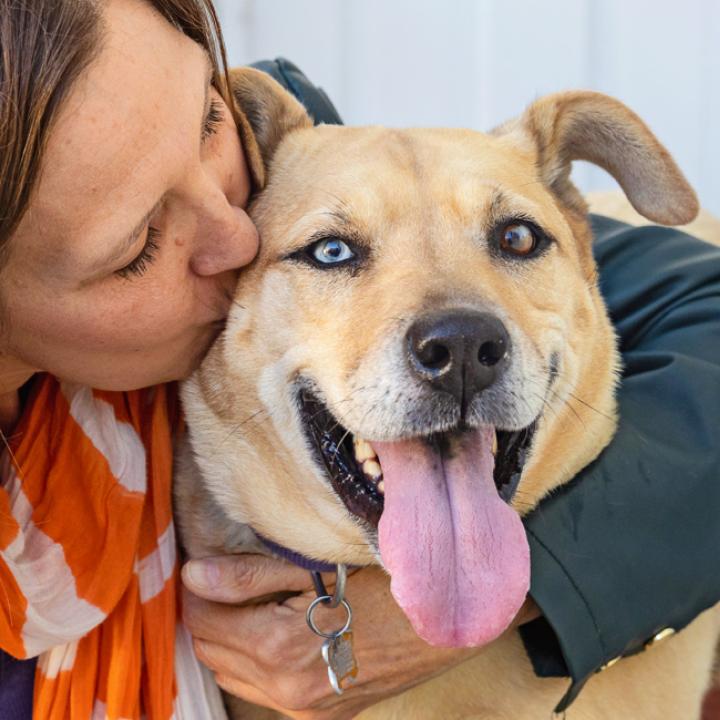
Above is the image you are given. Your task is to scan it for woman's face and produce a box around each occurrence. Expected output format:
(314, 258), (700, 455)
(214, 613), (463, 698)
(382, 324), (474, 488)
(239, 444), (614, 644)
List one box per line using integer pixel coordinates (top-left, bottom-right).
(0, 0), (259, 390)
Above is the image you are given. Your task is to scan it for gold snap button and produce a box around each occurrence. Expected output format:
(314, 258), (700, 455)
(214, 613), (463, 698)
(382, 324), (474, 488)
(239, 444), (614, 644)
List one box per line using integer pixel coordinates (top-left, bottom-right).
(645, 628), (675, 649)
(600, 655), (621, 671)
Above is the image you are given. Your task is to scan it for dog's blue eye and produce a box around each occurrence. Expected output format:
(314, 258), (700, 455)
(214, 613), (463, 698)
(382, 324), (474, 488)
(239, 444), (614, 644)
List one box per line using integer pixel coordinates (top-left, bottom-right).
(311, 238), (355, 264)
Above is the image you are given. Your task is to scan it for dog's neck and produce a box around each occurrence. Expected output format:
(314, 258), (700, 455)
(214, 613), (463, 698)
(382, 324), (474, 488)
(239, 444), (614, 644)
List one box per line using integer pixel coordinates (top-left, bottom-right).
(254, 531), (340, 573)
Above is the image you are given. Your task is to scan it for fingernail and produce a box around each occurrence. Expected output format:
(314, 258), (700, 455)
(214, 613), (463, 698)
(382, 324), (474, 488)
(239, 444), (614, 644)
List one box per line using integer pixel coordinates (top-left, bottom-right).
(184, 559), (220, 590)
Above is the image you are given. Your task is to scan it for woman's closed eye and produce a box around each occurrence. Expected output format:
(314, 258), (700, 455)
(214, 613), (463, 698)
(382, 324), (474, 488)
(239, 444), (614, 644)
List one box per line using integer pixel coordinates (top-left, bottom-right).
(116, 227), (161, 279)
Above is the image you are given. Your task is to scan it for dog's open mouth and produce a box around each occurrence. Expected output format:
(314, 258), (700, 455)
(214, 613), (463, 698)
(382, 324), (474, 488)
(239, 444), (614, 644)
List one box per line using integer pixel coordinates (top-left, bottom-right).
(298, 385), (534, 647)
(298, 388), (537, 528)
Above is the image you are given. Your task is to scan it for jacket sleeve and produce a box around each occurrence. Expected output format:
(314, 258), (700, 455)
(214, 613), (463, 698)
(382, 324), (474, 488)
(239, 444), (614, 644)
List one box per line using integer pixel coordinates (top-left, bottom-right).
(250, 58), (343, 126)
(520, 215), (720, 711)
(253, 60), (720, 713)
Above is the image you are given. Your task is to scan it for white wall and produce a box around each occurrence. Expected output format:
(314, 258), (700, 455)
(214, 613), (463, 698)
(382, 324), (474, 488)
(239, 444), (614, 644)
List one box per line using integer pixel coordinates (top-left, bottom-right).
(215, 0), (720, 215)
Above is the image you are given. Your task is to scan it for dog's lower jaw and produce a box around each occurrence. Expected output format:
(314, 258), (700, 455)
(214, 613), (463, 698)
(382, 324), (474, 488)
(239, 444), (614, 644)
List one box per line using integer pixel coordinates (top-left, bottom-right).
(180, 366), (377, 568)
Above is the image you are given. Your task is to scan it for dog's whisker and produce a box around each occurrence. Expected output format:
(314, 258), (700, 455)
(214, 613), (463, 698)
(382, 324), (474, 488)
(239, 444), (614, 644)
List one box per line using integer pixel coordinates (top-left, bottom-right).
(566, 391), (615, 422)
(219, 405), (286, 447)
(523, 375), (589, 430)
(527, 390), (559, 420)
(331, 428), (353, 462)
(544, 389), (587, 430)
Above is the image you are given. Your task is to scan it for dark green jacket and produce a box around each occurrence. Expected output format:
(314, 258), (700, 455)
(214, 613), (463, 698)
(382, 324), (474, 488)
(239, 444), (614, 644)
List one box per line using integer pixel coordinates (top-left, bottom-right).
(257, 58), (720, 712)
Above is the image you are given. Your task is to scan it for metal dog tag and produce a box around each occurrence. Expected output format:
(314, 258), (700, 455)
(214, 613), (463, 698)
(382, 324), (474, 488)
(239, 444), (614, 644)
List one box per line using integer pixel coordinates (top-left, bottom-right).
(306, 566), (358, 696)
(321, 630), (358, 694)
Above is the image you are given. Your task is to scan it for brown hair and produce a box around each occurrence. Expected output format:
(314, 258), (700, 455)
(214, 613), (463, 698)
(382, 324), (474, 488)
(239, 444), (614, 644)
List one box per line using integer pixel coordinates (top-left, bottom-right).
(0, 0), (231, 258)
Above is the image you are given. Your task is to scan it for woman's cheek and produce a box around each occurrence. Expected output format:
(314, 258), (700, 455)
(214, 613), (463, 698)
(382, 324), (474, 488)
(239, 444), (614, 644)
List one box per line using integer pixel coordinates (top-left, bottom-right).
(65, 284), (190, 352)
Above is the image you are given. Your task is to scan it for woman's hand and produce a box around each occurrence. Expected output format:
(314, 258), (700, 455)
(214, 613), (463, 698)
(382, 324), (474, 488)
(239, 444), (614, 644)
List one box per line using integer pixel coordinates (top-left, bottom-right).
(0, 354), (36, 434)
(182, 554), (539, 720)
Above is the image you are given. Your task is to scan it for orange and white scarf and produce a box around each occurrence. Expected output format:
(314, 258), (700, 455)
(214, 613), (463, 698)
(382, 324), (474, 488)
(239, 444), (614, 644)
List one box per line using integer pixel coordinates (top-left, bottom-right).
(0, 374), (226, 719)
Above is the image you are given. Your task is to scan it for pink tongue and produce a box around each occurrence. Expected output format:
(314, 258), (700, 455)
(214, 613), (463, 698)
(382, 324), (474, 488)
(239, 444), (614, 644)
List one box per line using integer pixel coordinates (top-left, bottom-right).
(375, 428), (529, 647)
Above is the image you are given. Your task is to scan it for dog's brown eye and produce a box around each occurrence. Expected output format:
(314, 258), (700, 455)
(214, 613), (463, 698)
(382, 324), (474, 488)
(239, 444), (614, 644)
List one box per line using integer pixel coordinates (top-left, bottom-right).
(499, 223), (537, 256)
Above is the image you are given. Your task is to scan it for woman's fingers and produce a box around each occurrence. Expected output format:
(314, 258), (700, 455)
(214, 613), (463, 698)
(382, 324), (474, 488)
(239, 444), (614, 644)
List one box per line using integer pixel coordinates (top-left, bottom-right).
(181, 553), (321, 604)
(183, 564), (536, 718)
(182, 585), (326, 674)
(182, 587), (266, 649)
(186, 595), (340, 715)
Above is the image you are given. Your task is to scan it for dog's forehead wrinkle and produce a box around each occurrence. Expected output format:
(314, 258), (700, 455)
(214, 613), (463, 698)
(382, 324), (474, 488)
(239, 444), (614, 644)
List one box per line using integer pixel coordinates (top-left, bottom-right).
(385, 128), (424, 172)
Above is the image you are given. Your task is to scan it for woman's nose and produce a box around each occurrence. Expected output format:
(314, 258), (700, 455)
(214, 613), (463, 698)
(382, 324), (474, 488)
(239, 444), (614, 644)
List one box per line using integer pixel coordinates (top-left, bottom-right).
(191, 203), (260, 277)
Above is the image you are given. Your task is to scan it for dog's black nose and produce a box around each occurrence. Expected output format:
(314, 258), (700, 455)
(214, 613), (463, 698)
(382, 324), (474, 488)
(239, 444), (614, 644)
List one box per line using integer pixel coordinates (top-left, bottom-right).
(406, 310), (510, 410)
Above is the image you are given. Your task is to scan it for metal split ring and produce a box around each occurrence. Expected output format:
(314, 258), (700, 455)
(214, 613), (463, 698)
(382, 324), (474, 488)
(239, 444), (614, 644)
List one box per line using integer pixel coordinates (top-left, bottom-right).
(310, 563), (347, 608)
(306, 596), (353, 639)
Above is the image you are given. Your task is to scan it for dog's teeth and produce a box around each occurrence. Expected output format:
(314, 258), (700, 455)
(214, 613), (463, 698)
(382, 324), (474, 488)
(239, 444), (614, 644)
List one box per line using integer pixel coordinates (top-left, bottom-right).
(377, 480), (385, 495)
(363, 459), (382, 480)
(353, 438), (377, 463)
(492, 432), (498, 457)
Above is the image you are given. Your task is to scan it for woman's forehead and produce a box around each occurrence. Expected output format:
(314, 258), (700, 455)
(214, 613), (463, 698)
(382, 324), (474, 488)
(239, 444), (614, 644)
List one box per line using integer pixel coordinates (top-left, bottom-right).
(23, 0), (209, 252)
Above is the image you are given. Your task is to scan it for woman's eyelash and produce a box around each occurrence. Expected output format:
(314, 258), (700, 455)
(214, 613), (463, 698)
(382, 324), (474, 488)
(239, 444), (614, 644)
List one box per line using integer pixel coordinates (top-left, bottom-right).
(202, 99), (224, 141)
(116, 227), (161, 279)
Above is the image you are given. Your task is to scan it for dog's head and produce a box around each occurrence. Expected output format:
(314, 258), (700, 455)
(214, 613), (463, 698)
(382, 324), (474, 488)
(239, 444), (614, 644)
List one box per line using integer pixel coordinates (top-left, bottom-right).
(183, 69), (697, 648)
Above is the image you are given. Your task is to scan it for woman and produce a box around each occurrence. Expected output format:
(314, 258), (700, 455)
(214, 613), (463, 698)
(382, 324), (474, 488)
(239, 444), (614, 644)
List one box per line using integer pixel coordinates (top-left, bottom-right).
(1, 1), (719, 719)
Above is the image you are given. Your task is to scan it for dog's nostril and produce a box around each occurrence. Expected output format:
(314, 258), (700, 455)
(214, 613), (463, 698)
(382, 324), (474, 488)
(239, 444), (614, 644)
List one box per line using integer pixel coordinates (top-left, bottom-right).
(418, 342), (451, 371)
(406, 309), (511, 407)
(478, 340), (506, 367)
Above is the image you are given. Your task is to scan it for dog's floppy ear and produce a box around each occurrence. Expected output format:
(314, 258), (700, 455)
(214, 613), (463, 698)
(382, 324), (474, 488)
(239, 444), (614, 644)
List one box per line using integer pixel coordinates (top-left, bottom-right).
(494, 91), (698, 225)
(228, 67), (313, 191)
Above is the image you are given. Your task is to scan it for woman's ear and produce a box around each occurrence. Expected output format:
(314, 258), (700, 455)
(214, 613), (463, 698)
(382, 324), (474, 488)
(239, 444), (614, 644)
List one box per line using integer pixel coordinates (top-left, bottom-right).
(493, 91), (698, 226)
(228, 67), (313, 192)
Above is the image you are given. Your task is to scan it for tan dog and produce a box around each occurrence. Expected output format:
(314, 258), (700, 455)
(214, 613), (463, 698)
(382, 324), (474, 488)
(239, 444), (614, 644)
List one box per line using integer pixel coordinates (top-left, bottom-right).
(175, 69), (720, 719)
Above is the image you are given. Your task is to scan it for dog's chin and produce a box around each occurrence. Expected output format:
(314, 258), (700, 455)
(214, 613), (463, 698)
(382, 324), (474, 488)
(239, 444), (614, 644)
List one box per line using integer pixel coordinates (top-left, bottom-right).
(296, 382), (538, 533)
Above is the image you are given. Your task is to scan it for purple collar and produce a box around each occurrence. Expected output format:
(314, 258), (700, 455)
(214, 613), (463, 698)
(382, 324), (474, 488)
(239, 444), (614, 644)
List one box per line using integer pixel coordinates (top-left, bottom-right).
(255, 532), (339, 573)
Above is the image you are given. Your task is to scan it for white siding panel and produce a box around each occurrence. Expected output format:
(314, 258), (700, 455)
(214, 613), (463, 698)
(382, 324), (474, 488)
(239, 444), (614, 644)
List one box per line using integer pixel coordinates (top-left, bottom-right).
(582, 0), (706, 204)
(218, 1), (347, 116)
(472, 0), (594, 188)
(214, 0), (253, 64)
(340, 0), (479, 127)
(701, 0), (720, 214)
(472, 0), (593, 125)
(246, 1), (347, 115)
(213, 0), (719, 215)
